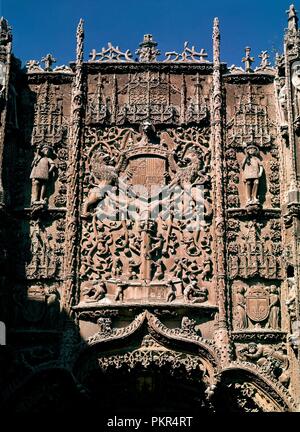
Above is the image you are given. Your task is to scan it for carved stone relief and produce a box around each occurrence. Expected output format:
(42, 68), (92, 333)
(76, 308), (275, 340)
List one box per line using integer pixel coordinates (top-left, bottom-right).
(79, 124), (215, 305)
(236, 342), (290, 388)
(227, 220), (283, 280)
(232, 281), (281, 331)
(225, 83), (279, 208)
(85, 71), (210, 126)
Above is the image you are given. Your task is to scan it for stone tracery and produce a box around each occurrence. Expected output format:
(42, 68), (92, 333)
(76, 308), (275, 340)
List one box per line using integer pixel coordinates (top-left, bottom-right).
(0, 9), (299, 413)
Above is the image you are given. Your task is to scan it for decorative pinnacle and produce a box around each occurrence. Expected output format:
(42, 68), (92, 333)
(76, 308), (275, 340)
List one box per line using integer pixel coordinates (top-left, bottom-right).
(242, 47), (254, 73)
(77, 18), (84, 35)
(0, 16), (12, 43)
(287, 4), (298, 31)
(41, 53), (56, 71)
(136, 34), (160, 62)
(76, 18), (84, 64)
(258, 50), (271, 70)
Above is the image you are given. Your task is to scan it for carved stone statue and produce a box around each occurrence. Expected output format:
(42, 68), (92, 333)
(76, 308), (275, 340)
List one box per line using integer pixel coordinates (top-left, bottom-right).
(286, 277), (296, 323)
(268, 285), (280, 330)
(183, 280), (198, 302)
(291, 61), (300, 119)
(114, 280), (128, 302)
(30, 145), (55, 204)
(235, 286), (248, 329)
(277, 77), (288, 127)
(166, 279), (176, 302)
(241, 144), (263, 206)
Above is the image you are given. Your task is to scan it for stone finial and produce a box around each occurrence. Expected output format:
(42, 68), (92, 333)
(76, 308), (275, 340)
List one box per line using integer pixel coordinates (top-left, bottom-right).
(41, 53), (56, 72)
(242, 47), (254, 73)
(258, 51), (270, 69)
(0, 17), (12, 44)
(136, 34), (160, 62)
(287, 4), (298, 31)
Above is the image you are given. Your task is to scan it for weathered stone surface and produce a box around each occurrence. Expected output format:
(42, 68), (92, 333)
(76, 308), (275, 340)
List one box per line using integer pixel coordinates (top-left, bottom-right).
(0, 10), (299, 413)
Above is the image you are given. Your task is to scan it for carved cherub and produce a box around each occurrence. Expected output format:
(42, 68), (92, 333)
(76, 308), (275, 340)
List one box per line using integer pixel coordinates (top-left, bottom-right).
(166, 280), (176, 302)
(183, 280), (198, 302)
(114, 280), (128, 302)
(81, 280), (107, 302)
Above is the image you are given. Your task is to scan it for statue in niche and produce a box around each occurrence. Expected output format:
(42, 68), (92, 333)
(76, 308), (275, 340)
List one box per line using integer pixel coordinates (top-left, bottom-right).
(235, 286), (248, 329)
(241, 144), (263, 206)
(286, 277), (296, 323)
(267, 285), (280, 330)
(30, 145), (55, 204)
(291, 61), (300, 121)
(82, 279), (107, 302)
(277, 77), (288, 127)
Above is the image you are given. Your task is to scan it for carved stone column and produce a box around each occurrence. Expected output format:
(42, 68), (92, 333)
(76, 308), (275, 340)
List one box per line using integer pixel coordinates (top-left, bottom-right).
(281, 7), (300, 408)
(211, 17), (230, 364)
(62, 19), (84, 314)
(0, 18), (12, 207)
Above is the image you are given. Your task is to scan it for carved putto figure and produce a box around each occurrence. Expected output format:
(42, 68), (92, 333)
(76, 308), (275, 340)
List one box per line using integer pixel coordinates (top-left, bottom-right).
(241, 144), (263, 206)
(237, 342), (290, 387)
(30, 145), (55, 204)
(183, 280), (208, 303)
(82, 280), (107, 302)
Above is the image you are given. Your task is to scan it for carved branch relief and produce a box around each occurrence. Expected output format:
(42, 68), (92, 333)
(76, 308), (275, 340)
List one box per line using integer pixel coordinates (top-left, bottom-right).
(79, 124), (215, 305)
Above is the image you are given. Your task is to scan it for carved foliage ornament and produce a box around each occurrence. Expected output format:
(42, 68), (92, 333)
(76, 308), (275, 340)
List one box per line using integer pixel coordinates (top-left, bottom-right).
(89, 37), (210, 63)
(79, 125), (214, 305)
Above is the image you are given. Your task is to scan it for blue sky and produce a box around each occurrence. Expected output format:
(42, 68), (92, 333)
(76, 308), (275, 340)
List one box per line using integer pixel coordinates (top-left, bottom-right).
(0, 0), (296, 68)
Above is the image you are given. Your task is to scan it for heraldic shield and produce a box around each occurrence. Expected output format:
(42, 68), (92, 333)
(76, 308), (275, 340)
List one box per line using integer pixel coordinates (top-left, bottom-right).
(125, 147), (168, 199)
(246, 286), (270, 322)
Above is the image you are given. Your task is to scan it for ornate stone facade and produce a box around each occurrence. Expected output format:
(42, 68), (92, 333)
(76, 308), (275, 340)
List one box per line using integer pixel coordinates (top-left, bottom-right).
(0, 7), (300, 413)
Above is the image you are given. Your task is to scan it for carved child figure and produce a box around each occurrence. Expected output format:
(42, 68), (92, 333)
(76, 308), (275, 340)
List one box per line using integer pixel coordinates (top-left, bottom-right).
(241, 144), (263, 206)
(82, 280), (107, 302)
(30, 145), (55, 204)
